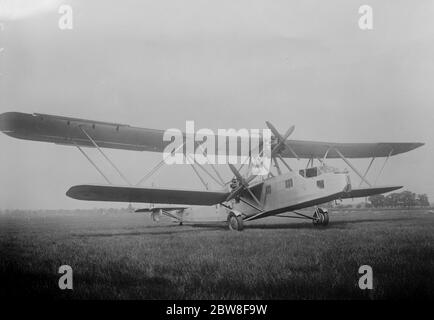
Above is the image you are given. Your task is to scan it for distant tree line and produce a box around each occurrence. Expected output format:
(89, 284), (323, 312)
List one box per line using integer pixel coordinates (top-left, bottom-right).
(368, 191), (430, 208)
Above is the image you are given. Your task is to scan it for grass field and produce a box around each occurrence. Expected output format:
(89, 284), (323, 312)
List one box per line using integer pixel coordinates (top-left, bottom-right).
(0, 208), (433, 299)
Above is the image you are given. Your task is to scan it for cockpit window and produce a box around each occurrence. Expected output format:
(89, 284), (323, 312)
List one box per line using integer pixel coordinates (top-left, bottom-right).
(299, 167), (319, 178)
(300, 165), (345, 178)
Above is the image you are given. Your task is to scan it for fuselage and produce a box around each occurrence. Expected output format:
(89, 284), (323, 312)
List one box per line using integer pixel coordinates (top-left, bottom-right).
(232, 165), (351, 218)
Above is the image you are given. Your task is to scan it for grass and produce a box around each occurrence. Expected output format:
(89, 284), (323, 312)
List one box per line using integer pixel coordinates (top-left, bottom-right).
(0, 209), (433, 299)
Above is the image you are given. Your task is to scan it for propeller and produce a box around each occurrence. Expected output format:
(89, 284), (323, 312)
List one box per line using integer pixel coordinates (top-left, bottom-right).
(225, 164), (262, 206)
(225, 122), (297, 204)
(265, 121), (299, 159)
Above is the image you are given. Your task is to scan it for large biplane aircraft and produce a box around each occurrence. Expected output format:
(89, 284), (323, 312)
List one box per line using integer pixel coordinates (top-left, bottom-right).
(0, 112), (424, 231)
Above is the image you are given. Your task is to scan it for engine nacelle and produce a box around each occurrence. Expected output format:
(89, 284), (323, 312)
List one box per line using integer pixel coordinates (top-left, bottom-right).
(229, 209), (243, 217)
(229, 177), (239, 190)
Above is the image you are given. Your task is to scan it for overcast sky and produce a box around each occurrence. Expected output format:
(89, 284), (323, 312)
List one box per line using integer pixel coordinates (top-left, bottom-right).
(0, 0), (432, 209)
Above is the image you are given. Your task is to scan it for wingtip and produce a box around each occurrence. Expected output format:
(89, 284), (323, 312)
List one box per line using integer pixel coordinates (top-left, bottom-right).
(409, 142), (425, 150)
(65, 185), (89, 200)
(0, 112), (32, 137)
(0, 112), (17, 132)
(392, 185), (403, 191)
(65, 186), (76, 199)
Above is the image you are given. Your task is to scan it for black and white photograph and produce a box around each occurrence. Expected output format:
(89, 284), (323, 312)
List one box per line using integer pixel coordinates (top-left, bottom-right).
(0, 0), (433, 310)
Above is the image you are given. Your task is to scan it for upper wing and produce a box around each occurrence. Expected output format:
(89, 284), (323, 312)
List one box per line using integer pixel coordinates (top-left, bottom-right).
(66, 184), (229, 205)
(0, 112), (166, 152)
(0, 112), (424, 158)
(280, 140), (424, 159)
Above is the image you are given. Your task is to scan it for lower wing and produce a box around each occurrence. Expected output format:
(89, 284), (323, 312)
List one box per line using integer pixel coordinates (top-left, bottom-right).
(246, 185), (403, 221)
(66, 185), (229, 206)
(340, 185), (402, 199)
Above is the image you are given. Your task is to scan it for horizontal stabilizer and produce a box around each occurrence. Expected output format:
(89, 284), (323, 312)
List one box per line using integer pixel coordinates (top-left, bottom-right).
(135, 206), (188, 213)
(341, 185), (403, 199)
(66, 184), (229, 205)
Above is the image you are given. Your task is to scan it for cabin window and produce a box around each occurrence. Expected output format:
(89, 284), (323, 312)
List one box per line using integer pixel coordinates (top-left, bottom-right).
(316, 180), (324, 189)
(265, 185), (271, 194)
(285, 179), (293, 189)
(306, 167), (318, 178)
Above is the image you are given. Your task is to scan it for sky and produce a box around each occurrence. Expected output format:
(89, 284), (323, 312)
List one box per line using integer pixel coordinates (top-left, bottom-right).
(0, 0), (433, 209)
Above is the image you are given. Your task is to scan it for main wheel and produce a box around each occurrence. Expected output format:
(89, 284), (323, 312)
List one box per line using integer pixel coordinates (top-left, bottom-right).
(312, 208), (329, 226)
(312, 209), (321, 226)
(227, 212), (244, 231)
(322, 211), (329, 226)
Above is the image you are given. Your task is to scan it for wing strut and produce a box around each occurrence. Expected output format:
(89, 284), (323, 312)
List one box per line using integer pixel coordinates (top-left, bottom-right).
(73, 142), (112, 185)
(186, 154), (209, 190)
(305, 157), (313, 169)
(192, 142), (225, 187)
(374, 149), (393, 186)
(161, 209), (183, 222)
(79, 127), (131, 186)
(136, 141), (185, 186)
(276, 154), (293, 172)
(273, 157), (282, 175)
(191, 158), (224, 187)
(323, 147), (331, 162)
(239, 197), (263, 212)
(334, 148), (372, 187)
(359, 157), (375, 187)
(195, 142), (225, 186)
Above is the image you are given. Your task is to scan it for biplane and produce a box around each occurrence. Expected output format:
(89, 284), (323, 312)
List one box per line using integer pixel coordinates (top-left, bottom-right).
(0, 112), (424, 231)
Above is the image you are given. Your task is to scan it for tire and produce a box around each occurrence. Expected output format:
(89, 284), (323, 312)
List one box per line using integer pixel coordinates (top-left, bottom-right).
(312, 209), (321, 226)
(319, 212), (324, 225)
(228, 212), (244, 231)
(322, 212), (329, 226)
(151, 212), (160, 222)
(312, 208), (328, 227)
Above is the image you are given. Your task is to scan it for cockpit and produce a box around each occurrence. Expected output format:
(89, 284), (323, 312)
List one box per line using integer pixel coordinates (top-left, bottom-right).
(299, 165), (347, 178)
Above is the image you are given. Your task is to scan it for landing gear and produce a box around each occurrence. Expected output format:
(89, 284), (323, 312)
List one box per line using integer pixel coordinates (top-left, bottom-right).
(312, 208), (329, 226)
(227, 212), (244, 231)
